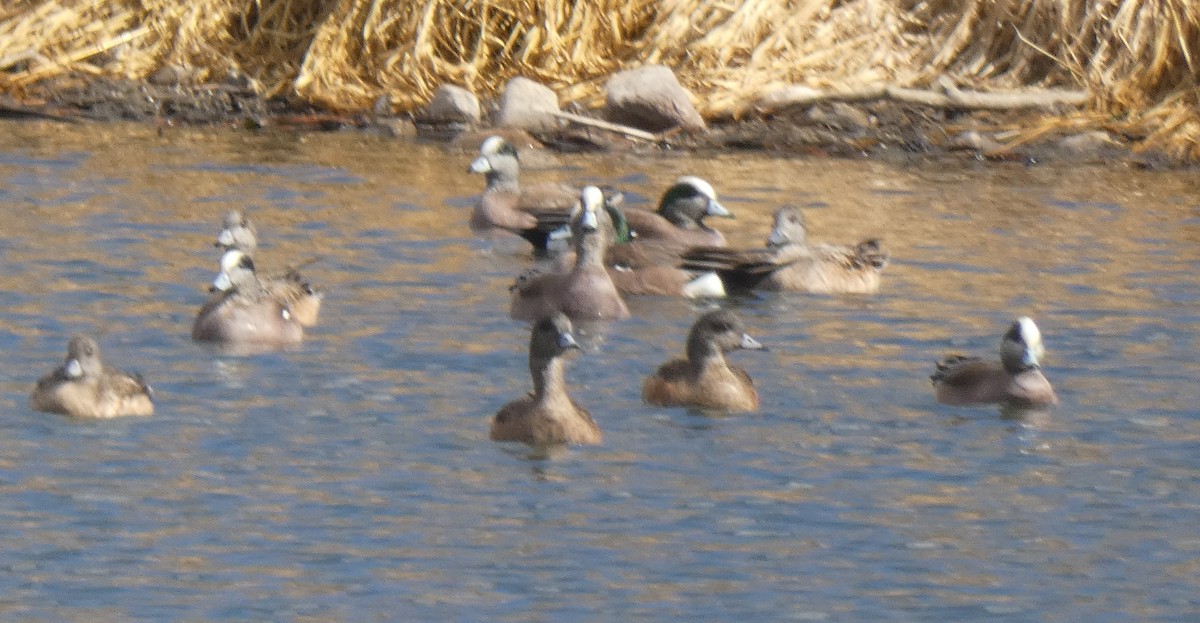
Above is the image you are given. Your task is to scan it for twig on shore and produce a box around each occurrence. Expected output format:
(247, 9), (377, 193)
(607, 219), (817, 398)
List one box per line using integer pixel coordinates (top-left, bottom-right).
(756, 79), (1090, 115)
(547, 109), (658, 141)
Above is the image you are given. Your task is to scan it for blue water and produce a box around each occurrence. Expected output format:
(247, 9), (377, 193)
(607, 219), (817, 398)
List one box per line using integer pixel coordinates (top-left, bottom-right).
(0, 121), (1197, 621)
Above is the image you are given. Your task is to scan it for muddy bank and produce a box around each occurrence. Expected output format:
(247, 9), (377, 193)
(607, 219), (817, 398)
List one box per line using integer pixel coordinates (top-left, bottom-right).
(0, 76), (1169, 169)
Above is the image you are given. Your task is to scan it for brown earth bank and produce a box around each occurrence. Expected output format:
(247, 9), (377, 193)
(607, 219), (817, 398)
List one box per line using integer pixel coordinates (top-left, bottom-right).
(0, 76), (1173, 170)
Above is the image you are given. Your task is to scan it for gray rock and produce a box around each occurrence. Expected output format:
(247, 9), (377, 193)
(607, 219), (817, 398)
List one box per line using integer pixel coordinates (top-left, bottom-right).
(147, 63), (195, 87)
(496, 77), (561, 131)
(422, 84), (481, 124)
(807, 103), (874, 131)
(948, 130), (1002, 152)
(604, 65), (705, 133)
(1056, 130), (1118, 154)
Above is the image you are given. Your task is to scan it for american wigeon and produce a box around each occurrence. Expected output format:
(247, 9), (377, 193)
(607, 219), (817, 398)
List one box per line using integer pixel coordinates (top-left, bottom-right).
(490, 313), (602, 446)
(210, 249), (323, 327)
(931, 317), (1058, 407)
(193, 250), (305, 348)
(681, 205), (888, 294)
(468, 136), (585, 250)
(642, 309), (767, 412)
(30, 335), (154, 418)
(598, 188), (731, 298)
(215, 209), (257, 252)
(618, 176), (732, 248)
(510, 186), (631, 321)
(209, 210), (322, 326)
(544, 203), (721, 298)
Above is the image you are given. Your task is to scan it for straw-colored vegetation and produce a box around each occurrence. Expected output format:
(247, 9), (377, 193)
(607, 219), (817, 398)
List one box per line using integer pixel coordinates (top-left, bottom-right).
(1, 0), (1198, 158)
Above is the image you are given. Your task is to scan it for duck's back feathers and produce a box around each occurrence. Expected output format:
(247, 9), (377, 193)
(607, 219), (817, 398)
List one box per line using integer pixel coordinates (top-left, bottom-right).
(490, 394), (601, 445)
(642, 358), (760, 411)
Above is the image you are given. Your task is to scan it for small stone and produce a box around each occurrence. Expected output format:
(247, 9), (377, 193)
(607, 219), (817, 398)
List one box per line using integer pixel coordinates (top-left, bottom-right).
(604, 64), (706, 133)
(422, 84), (481, 125)
(949, 130), (1002, 152)
(495, 77), (561, 131)
(1056, 130), (1119, 154)
(806, 102), (873, 131)
(147, 64), (194, 87)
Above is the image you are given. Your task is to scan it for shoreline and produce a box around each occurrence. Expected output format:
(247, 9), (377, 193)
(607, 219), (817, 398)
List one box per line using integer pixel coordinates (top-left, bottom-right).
(0, 77), (1171, 169)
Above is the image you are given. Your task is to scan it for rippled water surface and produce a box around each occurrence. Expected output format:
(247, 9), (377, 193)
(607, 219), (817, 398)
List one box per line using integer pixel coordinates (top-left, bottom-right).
(0, 121), (1198, 621)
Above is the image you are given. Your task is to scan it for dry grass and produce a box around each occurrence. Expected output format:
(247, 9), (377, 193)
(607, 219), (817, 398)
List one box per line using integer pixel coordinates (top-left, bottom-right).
(1, 0), (1198, 158)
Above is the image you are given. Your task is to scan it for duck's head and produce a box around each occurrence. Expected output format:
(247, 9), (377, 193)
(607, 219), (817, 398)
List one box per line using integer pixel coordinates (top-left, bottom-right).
(1000, 316), (1046, 372)
(766, 205), (808, 247)
(468, 136), (520, 180)
(64, 335), (103, 379)
(658, 176), (732, 228)
(211, 249), (257, 292)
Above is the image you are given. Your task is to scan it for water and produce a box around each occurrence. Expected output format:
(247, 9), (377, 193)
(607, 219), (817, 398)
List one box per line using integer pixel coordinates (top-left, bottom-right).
(0, 120), (1198, 621)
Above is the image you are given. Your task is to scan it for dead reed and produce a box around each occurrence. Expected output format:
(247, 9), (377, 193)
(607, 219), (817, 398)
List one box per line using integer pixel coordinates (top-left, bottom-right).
(0, 0), (1197, 158)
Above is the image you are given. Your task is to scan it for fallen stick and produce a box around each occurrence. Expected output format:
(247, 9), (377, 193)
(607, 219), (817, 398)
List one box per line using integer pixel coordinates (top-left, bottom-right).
(756, 83), (1090, 114)
(547, 109), (658, 141)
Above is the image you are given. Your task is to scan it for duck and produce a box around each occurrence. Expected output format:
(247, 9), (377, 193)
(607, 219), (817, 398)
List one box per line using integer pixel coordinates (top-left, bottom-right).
(209, 211), (322, 326)
(931, 317), (1058, 407)
(30, 335), (154, 418)
(210, 249), (323, 327)
(490, 312), (602, 446)
(642, 309), (767, 412)
(510, 186), (631, 321)
(615, 176), (732, 250)
(468, 136), (593, 250)
(214, 208), (257, 251)
(192, 249), (305, 348)
(680, 205), (888, 294)
(598, 178), (734, 297)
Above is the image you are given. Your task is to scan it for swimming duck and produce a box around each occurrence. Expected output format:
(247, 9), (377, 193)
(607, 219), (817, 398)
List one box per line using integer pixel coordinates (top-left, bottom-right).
(681, 205), (888, 294)
(642, 309), (766, 412)
(616, 176), (732, 249)
(210, 249), (322, 327)
(214, 208), (258, 252)
(468, 136), (590, 250)
(30, 335), (154, 418)
(931, 317), (1058, 407)
(599, 178), (733, 298)
(510, 186), (631, 321)
(192, 249), (305, 348)
(490, 312), (602, 446)
(209, 211), (322, 326)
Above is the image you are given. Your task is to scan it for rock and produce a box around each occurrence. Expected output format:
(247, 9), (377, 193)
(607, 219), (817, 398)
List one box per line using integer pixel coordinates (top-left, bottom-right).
(496, 77), (561, 131)
(147, 63), (195, 87)
(948, 130), (1002, 152)
(1056, 130), (1119, 155)
(422, 84), (481, 125)
(806, 103), (874, 132)
(604, 65), (705, 133)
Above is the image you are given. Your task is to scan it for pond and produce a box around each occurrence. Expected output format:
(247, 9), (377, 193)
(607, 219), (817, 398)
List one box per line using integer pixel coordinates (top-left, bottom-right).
(0, 120), (1197, 621)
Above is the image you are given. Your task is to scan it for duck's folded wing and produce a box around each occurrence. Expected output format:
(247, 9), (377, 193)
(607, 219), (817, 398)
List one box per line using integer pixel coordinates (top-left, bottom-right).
(515, 209), (574, 250)
(930, 355), (989, 385)
(608, 238), (688, 270)
(811, 239), (889, 271)
(679, 246), (796, 290)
